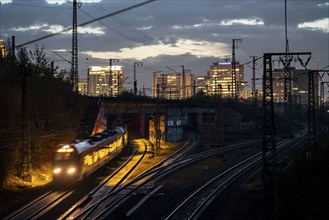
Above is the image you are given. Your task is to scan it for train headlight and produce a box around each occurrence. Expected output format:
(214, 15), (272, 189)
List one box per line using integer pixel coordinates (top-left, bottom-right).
(53, 168), (62, 174)
(67, 167), (76, 174)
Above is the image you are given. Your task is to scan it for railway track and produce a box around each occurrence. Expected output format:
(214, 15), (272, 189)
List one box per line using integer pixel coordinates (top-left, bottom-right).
(59, 139), (148, 219)
(3, 141), (141, 220)
(3, 186), (73, 220)
(69, 138), (260, 219)
(3, 138), (261, 220)
(164, 131), (308, 220)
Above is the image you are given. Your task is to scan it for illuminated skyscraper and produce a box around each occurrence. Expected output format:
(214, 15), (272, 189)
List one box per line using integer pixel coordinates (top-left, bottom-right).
(87, 65), (124, 97)
(78, 78), (88, 95)
(152, 72), (194, 99)
(0, 40), (5, 58)
(272, 68), (318, 104)
(206, 62), (244, 97)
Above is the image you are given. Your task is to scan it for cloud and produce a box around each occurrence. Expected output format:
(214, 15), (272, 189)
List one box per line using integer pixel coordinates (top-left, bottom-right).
(137, 26), (153, 30)
(11, 23), (105, 36)
(172, 23), (211, 30)
(1, 0), (12, 4)
(12, 24), (48, 32)
(220, 17), (264, 26)
(82, 39), (230, 60)
(46, 0), (101, 4)
(298, 18), (329, 33)
(318, 2), (329, 7)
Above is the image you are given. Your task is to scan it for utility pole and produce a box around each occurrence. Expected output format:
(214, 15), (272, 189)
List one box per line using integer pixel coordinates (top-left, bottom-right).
(161, 74), (166, 99)
(283, 0), (292, 123)
(193, 79), (196, 96)
(250, 56), (258, 107)
(217, 84), (224, 158)
(307, 70), (329, 158)
(262, 53), (278, 220)
(307, 70), (316, 160)
(71, 0), (81, 92)
(11, 36), (15, 58)
(134, 61), (143, 95)
(232, 39), (242, 101)
(155, 103), (161, 155)
(181, 65), (186, 99)
(109, 58), (119, 97)
(320, 82), (329, 120)
(180, 66), (190, 99)
(262, 52), (311, 220)
(20, 64), (32, 181)
(87, 68), (90, 96)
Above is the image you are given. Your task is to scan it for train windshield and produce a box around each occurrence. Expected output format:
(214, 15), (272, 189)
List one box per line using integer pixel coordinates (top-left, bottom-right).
(54, 152), (72, 161)
(55, 145), (75, 160)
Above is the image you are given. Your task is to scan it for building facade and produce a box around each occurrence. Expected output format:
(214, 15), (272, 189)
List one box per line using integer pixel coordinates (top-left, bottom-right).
(78, 78), (88, 95)
(87, 65), (124, 97)
(272, 68), (318, 105)
(202, 62), (244, 97)
(152, 73), (194, 99)
(0, 40), (5, 58)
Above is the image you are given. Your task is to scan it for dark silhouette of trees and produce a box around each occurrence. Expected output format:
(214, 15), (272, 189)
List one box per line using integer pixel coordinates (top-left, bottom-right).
(0, 42), (90, 188)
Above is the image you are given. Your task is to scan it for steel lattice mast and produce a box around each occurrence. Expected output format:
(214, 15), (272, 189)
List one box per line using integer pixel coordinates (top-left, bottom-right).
(71, 0), (81, 92)
(262, 52), (311, 220)
(231, 39), (242, 100)
(283, 0), (292, 121)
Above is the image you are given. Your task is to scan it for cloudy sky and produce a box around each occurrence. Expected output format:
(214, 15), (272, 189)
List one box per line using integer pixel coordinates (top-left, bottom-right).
(1, 0), (328, 93)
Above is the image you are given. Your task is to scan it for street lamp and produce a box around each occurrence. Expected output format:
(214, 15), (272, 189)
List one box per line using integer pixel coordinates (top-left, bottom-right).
(109, 58), (120, 96)
(134, 61), (143, 95)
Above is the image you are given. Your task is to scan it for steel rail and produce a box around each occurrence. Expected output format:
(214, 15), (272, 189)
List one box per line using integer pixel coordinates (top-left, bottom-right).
(164, 131), (308, 220)
(190, 132), (309, 220)
(73, 139), (148, 220)
(3, 189), (55, 220)
(6, 140), (141, 220)
(58, 142), (140, 220)
(84, 138), (258, 219)
(4, 185), (73, 220)
(67, 138), (196, 219)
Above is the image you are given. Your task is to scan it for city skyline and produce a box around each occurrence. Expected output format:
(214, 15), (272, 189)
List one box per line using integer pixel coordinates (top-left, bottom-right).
(1, 0), (328, 91)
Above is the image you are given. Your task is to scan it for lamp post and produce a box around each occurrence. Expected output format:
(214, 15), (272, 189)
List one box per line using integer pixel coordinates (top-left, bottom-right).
(109, 58), (120, 96)
(134, 61), (143, 95)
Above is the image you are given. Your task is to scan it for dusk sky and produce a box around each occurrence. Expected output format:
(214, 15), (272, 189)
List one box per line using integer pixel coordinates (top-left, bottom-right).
(1, 0), (328, 93)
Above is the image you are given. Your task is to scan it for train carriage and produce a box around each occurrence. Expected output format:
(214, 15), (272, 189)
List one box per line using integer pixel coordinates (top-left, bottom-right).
(53, 126), (128, 182)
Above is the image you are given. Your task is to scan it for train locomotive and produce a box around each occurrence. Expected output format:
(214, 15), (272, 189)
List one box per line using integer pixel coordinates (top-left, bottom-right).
(53, 126), (128, 182)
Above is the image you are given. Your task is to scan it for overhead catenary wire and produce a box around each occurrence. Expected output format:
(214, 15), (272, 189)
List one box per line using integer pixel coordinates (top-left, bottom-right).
(92, 3), (156, 42)
(16, 0), (158, 48)
(78, 8), (140, 44)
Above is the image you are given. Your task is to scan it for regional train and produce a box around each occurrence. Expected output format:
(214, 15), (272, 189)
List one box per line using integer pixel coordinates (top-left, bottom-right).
(53, 126), (128, 182)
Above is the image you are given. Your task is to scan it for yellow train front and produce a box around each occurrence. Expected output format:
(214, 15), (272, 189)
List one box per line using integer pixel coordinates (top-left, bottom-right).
(53, 144), (80, 182)
(53, 126), (128, 183)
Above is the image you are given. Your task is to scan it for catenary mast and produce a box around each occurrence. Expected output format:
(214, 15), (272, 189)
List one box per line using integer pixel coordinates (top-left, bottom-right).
(71, 0), (81, 92)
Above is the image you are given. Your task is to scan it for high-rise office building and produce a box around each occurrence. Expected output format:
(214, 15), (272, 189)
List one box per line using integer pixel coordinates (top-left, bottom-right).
(78, 78), (88, 95)
(87, 65), (124, 97)
(194, 76), (210, 95)
(202, 62), (244, 97)
(273, 68), (319, 104)
(0, 40), (5, 58)
(152, 72), (194, 99)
